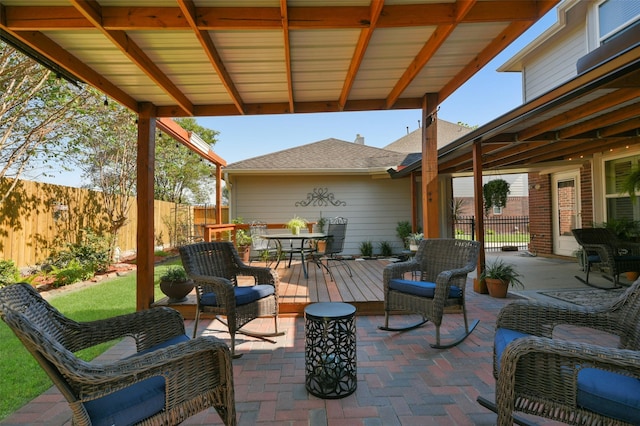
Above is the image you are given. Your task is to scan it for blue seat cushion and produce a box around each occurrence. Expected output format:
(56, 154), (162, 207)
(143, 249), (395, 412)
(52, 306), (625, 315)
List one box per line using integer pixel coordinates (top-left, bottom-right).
(577, 368), (640, 424)
(84, 334), (190, 426)
(388, 279), (462, 298)
(201, 284), (275, 307)
(495, 328), (640, 424)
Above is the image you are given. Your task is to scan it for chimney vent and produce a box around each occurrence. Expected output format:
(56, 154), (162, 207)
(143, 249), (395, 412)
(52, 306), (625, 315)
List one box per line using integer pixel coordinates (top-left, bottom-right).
(354, 134), (365, 145)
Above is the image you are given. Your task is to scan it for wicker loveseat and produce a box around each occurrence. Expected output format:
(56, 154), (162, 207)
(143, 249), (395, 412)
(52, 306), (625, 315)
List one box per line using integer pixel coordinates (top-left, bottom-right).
(478, 278), (640, 425)
(0, 283), (236, 426)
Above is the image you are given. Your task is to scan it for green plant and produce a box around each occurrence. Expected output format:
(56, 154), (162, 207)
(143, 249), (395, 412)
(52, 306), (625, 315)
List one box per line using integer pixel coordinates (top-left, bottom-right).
(43, 229), (111, 275)
(406, 233), (423, 246)
(360, 240), (373, 257)
(483, 179), (510, 214)
(396, 221), (412, 249)
(50, 260), (93, 288)
(159, 266), (189, 283)
(232, 217), (252, 247)
(316, 215), (327, 233)
(599, 218), (640, 242)
(379, 241), (393, 257)
(0, 260), (20, 288)
(479, 258), (524, 288)
(286, 216), (308, 234)
(623, 166), (640, 202)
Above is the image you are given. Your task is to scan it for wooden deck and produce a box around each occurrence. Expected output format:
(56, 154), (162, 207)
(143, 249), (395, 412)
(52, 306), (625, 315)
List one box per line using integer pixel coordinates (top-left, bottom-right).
(155, 257), (391, 318)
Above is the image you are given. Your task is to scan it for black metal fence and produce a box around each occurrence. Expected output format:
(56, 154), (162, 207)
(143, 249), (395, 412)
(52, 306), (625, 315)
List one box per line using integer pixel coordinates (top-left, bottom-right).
(453, 216), (530, 252)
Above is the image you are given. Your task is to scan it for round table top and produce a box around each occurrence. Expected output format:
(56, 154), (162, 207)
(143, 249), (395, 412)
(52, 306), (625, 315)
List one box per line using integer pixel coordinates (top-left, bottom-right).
(304, 302), (356, 320)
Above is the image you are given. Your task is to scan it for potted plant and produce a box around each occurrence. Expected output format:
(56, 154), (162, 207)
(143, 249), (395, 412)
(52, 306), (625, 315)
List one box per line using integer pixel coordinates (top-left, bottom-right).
(315, 215), (328, 252)
(396, 220), (412, 249)
(406, 233), (423, 251)
(159, 266), (194, 303)
(286, 216), (308, 235)
(479, 258), (524, 298)
(235, 228), (252, 261)
(483, 179), (510, 215)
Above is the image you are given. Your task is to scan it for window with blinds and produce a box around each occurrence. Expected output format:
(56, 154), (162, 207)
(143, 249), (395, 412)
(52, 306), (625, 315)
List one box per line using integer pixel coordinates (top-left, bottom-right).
(604, 155), (640, 221)
(598, 0), (640, 44)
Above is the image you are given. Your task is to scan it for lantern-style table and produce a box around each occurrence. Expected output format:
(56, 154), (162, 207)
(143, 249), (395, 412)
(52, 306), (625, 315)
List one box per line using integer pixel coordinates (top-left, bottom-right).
(304, 302), (357, 398)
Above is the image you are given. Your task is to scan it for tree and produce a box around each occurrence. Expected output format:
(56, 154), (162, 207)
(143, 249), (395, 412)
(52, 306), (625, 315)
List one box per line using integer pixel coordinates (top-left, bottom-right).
(154, 118), (219, 204)
(71, 92), (138, 254)
(0, 42), (90, 204)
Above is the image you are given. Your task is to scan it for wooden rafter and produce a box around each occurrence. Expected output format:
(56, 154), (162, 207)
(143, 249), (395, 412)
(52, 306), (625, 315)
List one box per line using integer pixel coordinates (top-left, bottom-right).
(176, 0), (245, 115)
(4, 3), (546, 31)
(69, 0), (194, 116)
(386, 0), (476, 109)
(280, 0), (294, 113)
(338, 0), (384, 111)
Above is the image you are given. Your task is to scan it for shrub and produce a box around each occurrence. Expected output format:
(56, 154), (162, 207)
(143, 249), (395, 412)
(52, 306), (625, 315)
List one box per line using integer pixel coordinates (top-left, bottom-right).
(0, 259), (20, 287)
(43, 229), (111, 276)
(396, 221), (412, 248)
(360, 241), (373, 257)
(379, 241), (393, 257)
(50, 260), (93, 288)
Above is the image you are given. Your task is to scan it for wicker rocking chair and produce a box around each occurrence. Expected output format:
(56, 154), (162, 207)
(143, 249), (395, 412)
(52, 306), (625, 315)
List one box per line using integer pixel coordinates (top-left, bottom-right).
(179, 241), (284, 357)
(478, 277), (640, 426)
(0, 283), (236, 426)
(379, 238), (480, 349)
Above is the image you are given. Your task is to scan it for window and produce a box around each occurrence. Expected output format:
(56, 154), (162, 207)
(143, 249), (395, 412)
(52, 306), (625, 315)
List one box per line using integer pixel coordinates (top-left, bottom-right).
(604, 154), (640, 222)
(492, 206), (503, 215)
(598, 0), (640, 44)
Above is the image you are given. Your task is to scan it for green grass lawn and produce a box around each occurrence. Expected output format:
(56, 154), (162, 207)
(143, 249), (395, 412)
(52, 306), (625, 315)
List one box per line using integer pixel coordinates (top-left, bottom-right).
(0, 259), (180, 421)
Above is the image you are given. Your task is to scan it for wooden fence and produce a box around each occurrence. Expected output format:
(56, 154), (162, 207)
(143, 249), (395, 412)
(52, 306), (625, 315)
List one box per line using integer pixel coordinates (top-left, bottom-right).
(0, 178), (227, 269)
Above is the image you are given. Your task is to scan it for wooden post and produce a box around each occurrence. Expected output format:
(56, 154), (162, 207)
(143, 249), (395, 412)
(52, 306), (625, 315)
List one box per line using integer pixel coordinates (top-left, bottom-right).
(136, 103), (157, 310)
(421, 93), (439, 238)
(216, 165), (222, 224)
(472, 139), (488, 293)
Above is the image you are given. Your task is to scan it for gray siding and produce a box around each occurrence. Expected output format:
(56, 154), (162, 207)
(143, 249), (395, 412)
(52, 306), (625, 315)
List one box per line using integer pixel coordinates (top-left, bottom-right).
(230, 174), (412, 255)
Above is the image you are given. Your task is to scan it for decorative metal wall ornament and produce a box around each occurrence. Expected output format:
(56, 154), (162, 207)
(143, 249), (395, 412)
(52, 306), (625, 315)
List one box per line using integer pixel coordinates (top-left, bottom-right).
(295, 187), (346, 207)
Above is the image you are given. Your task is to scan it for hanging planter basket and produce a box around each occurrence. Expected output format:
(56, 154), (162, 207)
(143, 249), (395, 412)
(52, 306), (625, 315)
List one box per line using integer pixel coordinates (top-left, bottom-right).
(483, 179), (510, 214)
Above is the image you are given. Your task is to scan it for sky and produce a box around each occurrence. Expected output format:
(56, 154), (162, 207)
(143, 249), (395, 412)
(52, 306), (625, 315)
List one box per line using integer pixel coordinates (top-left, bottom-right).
(45, 8), (557, 187)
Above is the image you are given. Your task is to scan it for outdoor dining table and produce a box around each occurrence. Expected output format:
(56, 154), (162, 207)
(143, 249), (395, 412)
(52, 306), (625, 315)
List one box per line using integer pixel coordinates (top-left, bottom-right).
(262, 233), (327, 279)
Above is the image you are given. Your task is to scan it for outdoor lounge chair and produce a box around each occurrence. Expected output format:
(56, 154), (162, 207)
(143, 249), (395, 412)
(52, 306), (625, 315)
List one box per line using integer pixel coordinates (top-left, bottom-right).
(379, 238), (480, 349)
(572, 227), (640, 289)
(477, 276), (640, 426)
(308, 216), (352, 281)
(179, 241), (284, 357)
(0, 283), (236, 426)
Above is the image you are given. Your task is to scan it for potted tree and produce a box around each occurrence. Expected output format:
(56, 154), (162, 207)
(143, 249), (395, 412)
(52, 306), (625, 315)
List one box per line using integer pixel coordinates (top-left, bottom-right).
(479, 258), (524, 298)
(159, 266), (194, 303)
(235, 228), (253, 262)
(286, 216), (308, 235)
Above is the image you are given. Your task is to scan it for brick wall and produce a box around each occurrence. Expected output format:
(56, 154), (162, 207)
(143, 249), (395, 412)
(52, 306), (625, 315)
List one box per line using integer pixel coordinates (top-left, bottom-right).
(528, 173), (552, 254)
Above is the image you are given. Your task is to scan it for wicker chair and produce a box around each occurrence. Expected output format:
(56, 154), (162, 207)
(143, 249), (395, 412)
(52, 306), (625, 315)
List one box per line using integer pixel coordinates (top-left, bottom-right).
(379, 238), (480, 349)
(0, 283), (236, 426)
(572, 227), (640, 289)
(179, 241), (283, 357)
(477, 277), (640, 426)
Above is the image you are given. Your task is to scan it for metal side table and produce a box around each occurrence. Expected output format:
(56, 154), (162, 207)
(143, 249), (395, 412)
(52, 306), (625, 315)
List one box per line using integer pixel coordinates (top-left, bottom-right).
(304, 302), (357, 398)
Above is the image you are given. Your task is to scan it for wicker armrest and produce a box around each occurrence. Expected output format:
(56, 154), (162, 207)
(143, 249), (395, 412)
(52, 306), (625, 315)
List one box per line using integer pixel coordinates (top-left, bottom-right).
(496, 300), (619, 337)
(236, 264), (278, 286)
(581, 242), (617, 259)
(616, 240), (640, 256)
(68, 307), (186, 353)
(66, 336), (232, 402)
(190, 274), (236, 300)
(496, 335), (640, 423)
(383, 259), (419, 282)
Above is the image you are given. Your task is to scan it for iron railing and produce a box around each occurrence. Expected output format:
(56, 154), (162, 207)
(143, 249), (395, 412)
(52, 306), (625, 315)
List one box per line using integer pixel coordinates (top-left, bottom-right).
(453, 216), (530, 252)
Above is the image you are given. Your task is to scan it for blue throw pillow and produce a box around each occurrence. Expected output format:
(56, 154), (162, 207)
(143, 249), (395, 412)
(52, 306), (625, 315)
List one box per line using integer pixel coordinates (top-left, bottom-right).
(388, 279), (462, 298)
(493, 328), (530, 371)
(201, 284), (275, 306)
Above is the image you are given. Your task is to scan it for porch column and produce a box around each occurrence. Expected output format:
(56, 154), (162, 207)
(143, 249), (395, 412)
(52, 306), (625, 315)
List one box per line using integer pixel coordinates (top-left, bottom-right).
(216, 165), (222, 223)
(472, 139), (487, 293)
(421, 93), (439, 238)
(136, 103), (157, 311)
